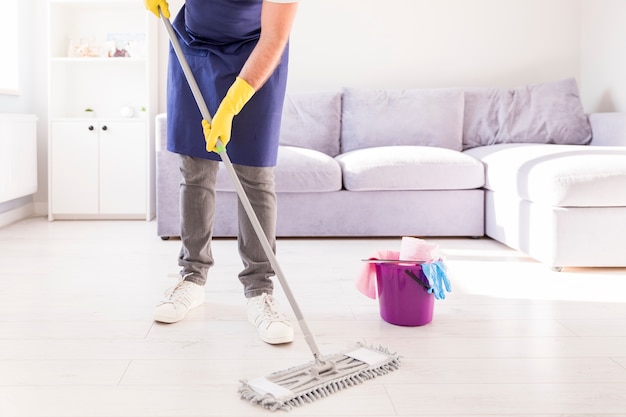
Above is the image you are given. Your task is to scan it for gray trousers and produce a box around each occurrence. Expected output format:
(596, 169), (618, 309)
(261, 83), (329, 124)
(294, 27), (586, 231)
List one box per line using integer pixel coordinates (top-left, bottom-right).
(178, 155), (276, 298)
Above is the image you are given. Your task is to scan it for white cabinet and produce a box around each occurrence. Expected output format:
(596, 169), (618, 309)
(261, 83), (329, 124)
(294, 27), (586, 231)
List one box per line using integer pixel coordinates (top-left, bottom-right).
(98, 121), (147, 215)
(50, 120), (148, 218)
(50, 121), (99, 215)
(47, 0), (157, 220)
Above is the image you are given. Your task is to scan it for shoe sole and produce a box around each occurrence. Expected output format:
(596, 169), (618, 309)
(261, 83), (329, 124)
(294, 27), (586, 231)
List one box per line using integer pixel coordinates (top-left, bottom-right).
(248, 316), (294, 345)
(154, 314), (182, 324)
(260, 334), (295, 345)
(154, 299), (204, 324)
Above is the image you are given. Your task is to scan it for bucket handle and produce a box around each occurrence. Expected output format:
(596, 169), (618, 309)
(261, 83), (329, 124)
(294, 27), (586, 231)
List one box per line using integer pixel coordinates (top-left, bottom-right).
(404, 269), (431, 291)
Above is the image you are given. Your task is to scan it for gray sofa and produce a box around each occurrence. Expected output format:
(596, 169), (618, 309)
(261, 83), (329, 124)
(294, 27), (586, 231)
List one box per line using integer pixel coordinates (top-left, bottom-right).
(155, 78), (626, 269)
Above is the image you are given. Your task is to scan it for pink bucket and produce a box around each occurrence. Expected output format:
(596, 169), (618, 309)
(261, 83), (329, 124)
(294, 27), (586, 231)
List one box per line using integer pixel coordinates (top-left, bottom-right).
(375, 263), (434, 326)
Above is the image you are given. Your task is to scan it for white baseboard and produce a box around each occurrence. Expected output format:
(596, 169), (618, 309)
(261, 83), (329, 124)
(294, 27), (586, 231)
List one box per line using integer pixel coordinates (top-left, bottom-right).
(34, 202), (48, 218)
(0, 203), (36, 229)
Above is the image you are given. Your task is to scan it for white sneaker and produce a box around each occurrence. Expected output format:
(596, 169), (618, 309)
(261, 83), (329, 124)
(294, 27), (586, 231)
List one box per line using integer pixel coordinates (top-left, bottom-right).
(247, 293), (294, 345)
(154, 279), (205, 323)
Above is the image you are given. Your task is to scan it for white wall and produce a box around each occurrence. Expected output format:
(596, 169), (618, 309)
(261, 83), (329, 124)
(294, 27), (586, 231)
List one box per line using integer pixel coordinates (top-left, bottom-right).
(287, 0), (581, 91)
(581, 0), (626, 112)
(158, 0), (583, 111)
(160, 0), (580, 111)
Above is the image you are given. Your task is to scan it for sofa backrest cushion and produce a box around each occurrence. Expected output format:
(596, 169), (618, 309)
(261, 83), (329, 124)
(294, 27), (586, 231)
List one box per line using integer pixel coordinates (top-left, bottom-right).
(340, 87), (465, 153)
(463, 78), (592, 150)
(279, 91), (342, 157)
(588, 112), (626, 147)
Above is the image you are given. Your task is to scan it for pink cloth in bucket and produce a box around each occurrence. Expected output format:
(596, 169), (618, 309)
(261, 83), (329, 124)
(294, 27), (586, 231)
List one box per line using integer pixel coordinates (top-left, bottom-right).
(400, 237), (439, 262)
(356, 237), (442, 299)
(356, 250), (399, 299)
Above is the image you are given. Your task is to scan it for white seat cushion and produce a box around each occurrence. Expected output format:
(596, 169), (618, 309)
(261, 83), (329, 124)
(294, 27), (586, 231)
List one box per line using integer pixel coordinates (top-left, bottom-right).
(336, 146), (485, 191)
(217, 146), (342, 193)
(465, 143), (626, 206)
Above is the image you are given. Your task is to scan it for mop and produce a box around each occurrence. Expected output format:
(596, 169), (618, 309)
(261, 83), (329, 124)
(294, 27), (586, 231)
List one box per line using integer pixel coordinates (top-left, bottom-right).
(159, 11), (400, 411)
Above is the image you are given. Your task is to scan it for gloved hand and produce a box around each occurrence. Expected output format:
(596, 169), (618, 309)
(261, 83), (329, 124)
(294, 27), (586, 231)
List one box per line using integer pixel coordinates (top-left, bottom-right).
(204, 77), (255, 153)
(144, 0), (170, 19)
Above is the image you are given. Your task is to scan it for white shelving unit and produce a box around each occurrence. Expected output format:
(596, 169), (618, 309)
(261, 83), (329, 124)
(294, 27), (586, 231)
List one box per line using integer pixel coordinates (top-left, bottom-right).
(48, 0), (157, 220)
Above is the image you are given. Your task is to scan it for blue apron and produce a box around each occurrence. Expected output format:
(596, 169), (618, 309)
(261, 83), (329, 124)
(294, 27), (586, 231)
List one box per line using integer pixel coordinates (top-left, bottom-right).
(167, 0), (289, 167)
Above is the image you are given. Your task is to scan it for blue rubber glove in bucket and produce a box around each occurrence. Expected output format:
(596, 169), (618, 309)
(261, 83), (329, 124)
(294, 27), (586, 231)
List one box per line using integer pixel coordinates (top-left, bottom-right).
(421, 261), (451, 300)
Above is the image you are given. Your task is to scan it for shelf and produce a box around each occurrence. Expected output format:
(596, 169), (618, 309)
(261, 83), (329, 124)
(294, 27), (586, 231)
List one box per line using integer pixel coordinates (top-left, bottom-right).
(50, 0), (139, 5)
(49, 117), (148, 123)
(50, 57), (147, 63)
(48, 0), (147, 59)
(48, 62), (148, 119)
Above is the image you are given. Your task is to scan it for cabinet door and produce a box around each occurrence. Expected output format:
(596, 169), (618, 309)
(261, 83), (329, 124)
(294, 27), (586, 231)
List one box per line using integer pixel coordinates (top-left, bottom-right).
(50, 121), (99, 214)
(98, 120), (147, 215)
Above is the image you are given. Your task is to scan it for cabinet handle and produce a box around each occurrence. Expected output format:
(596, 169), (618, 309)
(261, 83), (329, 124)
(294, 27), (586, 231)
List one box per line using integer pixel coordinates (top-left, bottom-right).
(88, 125), (94, 131)
(102, 125), (108, 131)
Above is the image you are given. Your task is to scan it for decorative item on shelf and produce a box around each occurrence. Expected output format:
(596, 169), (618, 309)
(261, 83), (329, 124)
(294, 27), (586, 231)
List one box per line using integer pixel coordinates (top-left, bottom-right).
(139, 106), (147, 118)
(120, 106), (134, 118)
(84, 108), (96, 118)
(106, 33), (146, 58)
(110, 47), (130, 58)
(68, 37), (105, 58)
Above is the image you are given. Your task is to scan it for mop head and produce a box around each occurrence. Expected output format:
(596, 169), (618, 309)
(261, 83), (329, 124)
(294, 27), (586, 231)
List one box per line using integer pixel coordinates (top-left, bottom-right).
(239, 343), (400, 411)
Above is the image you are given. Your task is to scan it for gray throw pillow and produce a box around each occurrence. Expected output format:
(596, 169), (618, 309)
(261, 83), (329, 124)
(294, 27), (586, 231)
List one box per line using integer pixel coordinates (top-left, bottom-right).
(341, 87), (465, 153)
(463, 78), (592, 149)
(279, 91), (342, 157)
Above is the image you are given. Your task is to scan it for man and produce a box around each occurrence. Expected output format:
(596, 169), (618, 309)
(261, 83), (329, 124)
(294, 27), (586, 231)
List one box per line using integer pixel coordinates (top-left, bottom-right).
(144, 0), (299, 345)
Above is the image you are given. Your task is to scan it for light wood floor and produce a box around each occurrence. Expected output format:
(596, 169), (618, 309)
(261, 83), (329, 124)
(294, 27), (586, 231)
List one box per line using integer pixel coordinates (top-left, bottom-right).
(1, 217), (626, 416)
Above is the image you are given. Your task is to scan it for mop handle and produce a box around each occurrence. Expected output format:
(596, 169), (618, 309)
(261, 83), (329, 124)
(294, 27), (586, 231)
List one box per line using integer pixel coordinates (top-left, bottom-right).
(160, 11), (325, 363)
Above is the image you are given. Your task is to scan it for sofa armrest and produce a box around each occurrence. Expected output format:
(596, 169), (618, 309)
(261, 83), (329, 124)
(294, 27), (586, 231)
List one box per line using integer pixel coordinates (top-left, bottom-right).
(155, 113), (167, 152)
(589, 112), (626, 146)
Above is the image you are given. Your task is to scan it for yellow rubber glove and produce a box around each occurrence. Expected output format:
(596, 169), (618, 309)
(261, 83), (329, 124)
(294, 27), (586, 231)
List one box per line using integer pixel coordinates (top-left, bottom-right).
(204, 77), (256, 153)
(144, 0), (170, 19)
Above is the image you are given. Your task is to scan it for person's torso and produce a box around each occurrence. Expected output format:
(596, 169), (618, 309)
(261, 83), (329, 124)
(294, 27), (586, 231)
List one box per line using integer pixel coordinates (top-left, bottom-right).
(184, 0), (263, 45)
